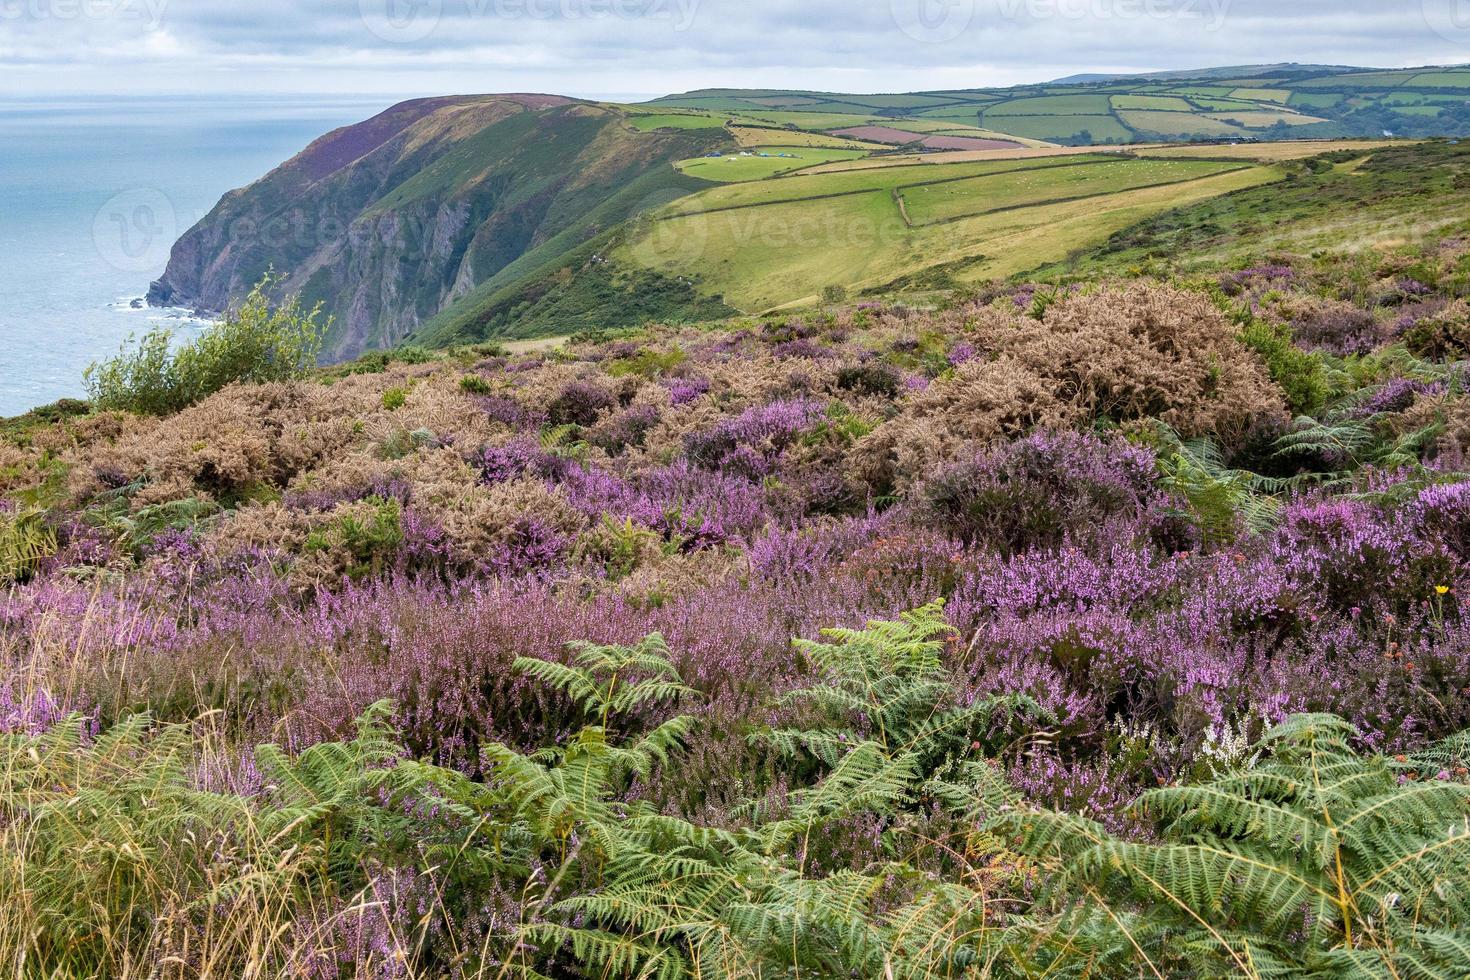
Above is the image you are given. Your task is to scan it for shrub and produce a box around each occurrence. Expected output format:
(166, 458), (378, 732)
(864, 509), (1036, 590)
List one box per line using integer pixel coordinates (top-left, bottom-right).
(836, 361), (902, 398)
(1403, 299), (1470, 360)
(302, 496), (405, 580)
(1240, 319), (1332, 415)
(380, 386), (408, 410)
(547, 381), (614, 426)
(919, 430), (1168, 555)
(1013, 283), (1288, 442)
(85, 275), (326, 416)
(459, 374), (492, 396)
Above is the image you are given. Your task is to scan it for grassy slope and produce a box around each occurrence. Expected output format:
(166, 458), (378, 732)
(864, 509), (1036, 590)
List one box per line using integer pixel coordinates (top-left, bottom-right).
(659, 154), (1121, 215)
(614, 154), (1278, 310)
(674, 148), (871, 182)
(900, 158), (1246, 225)
(1031, 141), (1470, 279)
(407, 159), (732, 348)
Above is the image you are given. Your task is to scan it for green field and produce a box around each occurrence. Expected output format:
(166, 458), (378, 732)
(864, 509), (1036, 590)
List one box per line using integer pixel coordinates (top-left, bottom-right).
(914, 106), (987, 122)
(675, 148), (871, 182)
(986, 114), (1134, 142)
(1229, 87), (1292, 103)
(1111, 95), (1193, 111)
(627, 112), (726, 131)
(659, 154), (1120, 216)
(1119, 110), (1245, 137)
(615, 163), (1277, 310)
(900, 158), (1245, 225)
(985, 94), (1114, 115)
(1288, 92), (1346, 108)
(1408, 72), (1470, 88)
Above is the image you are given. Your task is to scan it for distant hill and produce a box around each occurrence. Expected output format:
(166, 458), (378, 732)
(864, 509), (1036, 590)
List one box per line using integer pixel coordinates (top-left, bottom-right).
(151, 95), (732, 359)
(152, 64), (1470, 357)
(1050, 63), (1370, 84)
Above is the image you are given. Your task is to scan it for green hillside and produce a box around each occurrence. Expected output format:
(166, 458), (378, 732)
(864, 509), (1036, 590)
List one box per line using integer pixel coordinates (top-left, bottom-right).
(153, 66), (1470, 359)
(609, 147), (1281, 311)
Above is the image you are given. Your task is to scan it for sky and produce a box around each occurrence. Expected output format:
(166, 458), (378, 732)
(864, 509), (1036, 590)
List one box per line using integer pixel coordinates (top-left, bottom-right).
(2, 0), (1468, 100)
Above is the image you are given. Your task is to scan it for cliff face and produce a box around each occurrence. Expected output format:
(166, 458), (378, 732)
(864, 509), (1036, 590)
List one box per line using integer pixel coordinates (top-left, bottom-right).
(149, 95), (723, 360)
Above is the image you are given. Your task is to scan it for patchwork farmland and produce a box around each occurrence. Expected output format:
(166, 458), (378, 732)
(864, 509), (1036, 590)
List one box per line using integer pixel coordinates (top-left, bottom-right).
(617, 145), (1285, 310)
(643, 64), (1470, 146)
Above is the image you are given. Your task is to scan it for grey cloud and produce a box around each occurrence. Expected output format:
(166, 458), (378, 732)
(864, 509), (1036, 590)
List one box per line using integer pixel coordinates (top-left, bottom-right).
(0, 0), (1464, 95)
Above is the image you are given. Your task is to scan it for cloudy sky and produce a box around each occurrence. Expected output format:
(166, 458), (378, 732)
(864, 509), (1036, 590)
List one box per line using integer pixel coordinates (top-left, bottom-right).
(2, 0), (1468, 99)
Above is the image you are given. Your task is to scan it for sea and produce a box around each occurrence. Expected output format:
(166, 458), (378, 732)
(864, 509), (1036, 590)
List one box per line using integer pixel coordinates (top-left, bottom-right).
(0, 96), (391, 417)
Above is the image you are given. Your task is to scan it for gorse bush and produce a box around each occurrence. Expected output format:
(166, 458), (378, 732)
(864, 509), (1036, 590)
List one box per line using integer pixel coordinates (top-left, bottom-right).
(85, 274), (326, 415)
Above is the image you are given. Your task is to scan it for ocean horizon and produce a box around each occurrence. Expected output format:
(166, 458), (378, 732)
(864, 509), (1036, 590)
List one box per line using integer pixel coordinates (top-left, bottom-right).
(0, 95), (391, 417)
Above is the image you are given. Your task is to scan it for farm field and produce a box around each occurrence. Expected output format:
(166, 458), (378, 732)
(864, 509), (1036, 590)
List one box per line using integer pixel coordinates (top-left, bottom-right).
(616, 155), (1279, 310)
(1118, 109), (1246, 136)
(625, 111), (726, 131)
(1205, 110), (1327, 127)
(1036, 140), (1470, 278)
(674, 147), (871, 181)
(1138, 138), (1407, 160)
(983, 94), (1114, 115)
(727, 125), (884, 148)
(659, 153), (1122, 216)
(797, 143), (1141, 173)
(899, 157), (1247, 225)
(1110, 95), (1193, 110)
(984, 114), (1135, 142)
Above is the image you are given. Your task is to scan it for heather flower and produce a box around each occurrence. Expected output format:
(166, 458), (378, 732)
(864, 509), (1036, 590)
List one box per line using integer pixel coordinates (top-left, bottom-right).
(667, 376), (710, 406)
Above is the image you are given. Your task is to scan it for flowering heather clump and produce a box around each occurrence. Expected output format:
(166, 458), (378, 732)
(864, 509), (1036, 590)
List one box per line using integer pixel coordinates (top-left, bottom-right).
(1352, 377), (1446, 418)
(918, 430), (1169, 555)
(684, 397), (824, 473)
(667, 375), (710, 405)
